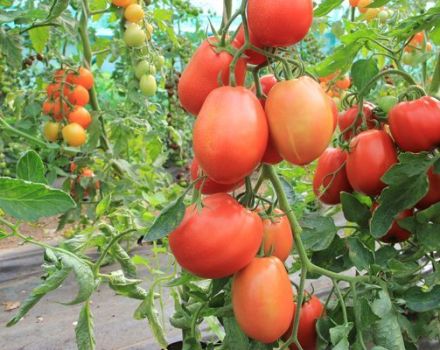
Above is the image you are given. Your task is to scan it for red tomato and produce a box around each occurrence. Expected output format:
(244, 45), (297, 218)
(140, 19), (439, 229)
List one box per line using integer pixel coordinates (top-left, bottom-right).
(52, 98), (70, 121)
(42, 99), (54, 115)
(346, 130), (397, 196)
(335, 76), (351, 90)
(169, 193), (263, 278)
(67, 85), (90, 106)
(190, 158), (243, 194)
(284, 295), (324, 350)
(262, 209), (293, 262)
(247, 0), (313, 47)
(193, 86), (268, 184)
(313, 148), (352, 205)
(46, 83), (61, 98)
(259, 74), (277, 107)
(349, 0), (360, 7)
(232, 256), (294, 343)
(338, 102), (377, 140)
(235, 25), (266, 65)
(68, 106), (92, 129)
(53, 69), (66, 82)
(178, 38), (247, 116)
(265, 76), (334, 165)
(417, 168), (440, 209)
(67, 67), (94, 90)
(371, 203), (413, 243)
(389, 96), (440, 153)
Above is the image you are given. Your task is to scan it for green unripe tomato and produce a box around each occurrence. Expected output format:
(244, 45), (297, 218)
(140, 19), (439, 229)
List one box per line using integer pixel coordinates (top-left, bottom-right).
(0, 153), (4, 159)
(3, 169), (10, 176)
(0, 162), (6, 168)
(124, 24), (146, 47)
(402, 52), (416, 66)
(155, 55), (165, 69)
(140, 74), (157, 96)
(135, 60), (156, 79)
(376, 96), (398, 114)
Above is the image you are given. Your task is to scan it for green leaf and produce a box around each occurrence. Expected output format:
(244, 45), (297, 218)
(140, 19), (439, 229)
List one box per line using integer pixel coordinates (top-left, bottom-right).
(351, 59), (379, 94)
(367, 0), (391, 8)
(95, 194), (111, 218)
(279, 176), (297, 206)
(28, 26), (49, 53)
(404, 286), (440, 312)
(0, 27), (22, 69)
(359, 297), (380, 326)
(382, 153), (434, 184)
(371, 290), (392, 318)
(110, 243), (137, 278)
(16, 150), (47, 184)
(373, 310), (406, 350)
(0, 178), (75, 221)
(330, 323), (353, 350)
(7, 265), (71, 326)
(143, 195), (186, 242)
(75, 302), (95, 350)
(222, 317), (250, 349)
(314, 0), (344, 17)
(341, 192), (371, 227)
(347, 237), (373, 270)
(108, 270), (146, 300)
(301, 215), (337, 251)
(47, 0), (69, 20)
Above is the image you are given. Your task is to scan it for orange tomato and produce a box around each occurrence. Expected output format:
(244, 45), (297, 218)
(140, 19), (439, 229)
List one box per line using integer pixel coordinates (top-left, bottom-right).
(62, 123), (87, 147)
(262, 209), (293, 262)
(124, 4), (144, 22)
(52, 98), (70, 121)
(43, 122), (60, 142)
(357, 0), (372, 13)
(67, 85), (90, 106)
(335, 76), (351, 90)
(68, 106), (92, 129)
(112, 0), (131, 7)
(66, 67), (94, 90)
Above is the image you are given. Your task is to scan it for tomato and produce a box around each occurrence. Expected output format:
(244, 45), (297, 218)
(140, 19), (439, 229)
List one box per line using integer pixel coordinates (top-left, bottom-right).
(346, 130), (397, 196)
(67, 85), (90, 106)
(335, 76), (351, 90)
(62, 123), (87, 147)
(357, 0), (372, 13)
(178, 38), (246, 116)
(134, 60), (156, 79)
(68, 106), (92, 129)
(329, 96), (338, 131)
(155, 55), (165, 69)
(402, 52), (417, 65)
(70, 162), (78, 173)
(247, 0), (313, 47)
(43, 122), (60, 142)
(258, 74), (277, 107)
(426, 42), (433, 52)
(140, 74), (157, 96)
(124, 4), (144, 22)
(389, 96), (440, 153)
(313, 148), (352, 205)
(42, 99), (54, 115)
(262, 209), (293, 262)
(349, 0), (359, 6)
(190, 158), (243, 194)
(338, 102), (377, 140)
(193, 86), (268, 184)
(364, 7), (381, 21)
(112, 0), (131, 7)
(284, 295), (324, 350)
(232, 256), (294, 343)
(46, 83), (63, 98)
(53, 69), (66, 82)
(235, 25), (266, 65)
(417, 168), (440, 209)
(169, 193), (263, 278)
(376, 95), (397, 114)
(52, 98), (70, 121)
(371, 203), (413, 243)
(124, 24), (146, 47)
(66, 67), (94, 90)
(265, 76), (334, 165)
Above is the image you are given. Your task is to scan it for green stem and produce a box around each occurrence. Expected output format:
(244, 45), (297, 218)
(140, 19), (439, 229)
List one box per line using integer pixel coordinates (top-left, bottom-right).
(333, 279), (348, 325)
(429, 52), (440, 94)
(351, 282), (367, 350)
(0, 115), (50, 148)
(220, 0), (233, 31)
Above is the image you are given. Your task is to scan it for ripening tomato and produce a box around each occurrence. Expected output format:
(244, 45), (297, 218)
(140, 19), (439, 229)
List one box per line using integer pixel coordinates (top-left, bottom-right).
(265, 76), (334, 165)
(42, 99), (54, 115)
(284, 295), (324, 350)
(417, 168), (440, 209)
(124, 24), (146, 47)
(262, 209), (293, 262)
(371, 203), (413, 243)
(169, 193), (263, 278)
(62, 123), (87, 147)
(346, 130), (397, 196)
(247, 0), (313, 47)
(313, 148), (352, 205)
(364, 7), (381, 21)
(68, 106), (92, 129)
(232, 257), (294, 343)
(338, 102), (377, 140)
(178, 38), (246, 116)
(124, 4), (144, 22)
(134, 60), (156, 79)
(335, 76), (351, 90)
(389, 96), (440, 153)
(193, 86), (268, 184)
(52, 98), (70, 121)
(357, 0), (372, 13)
(190, 158), (243, 194)
(66, 85), (90, 106)
(43, 122), (60, 142)
(112, 0), (131, 7)
(66, 67), (94, 90)
(235, 25), (266, 65)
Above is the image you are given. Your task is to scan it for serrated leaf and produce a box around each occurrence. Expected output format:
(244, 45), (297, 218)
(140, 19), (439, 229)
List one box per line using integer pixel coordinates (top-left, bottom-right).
(373, 310), (406, 350)
(95, 194), (111, 218)
(347, 237), (373, 270)
(314, 0), (344, 17)
(371, 290), (392, 318)
(28, 26), (49, 53)
(0, 178), (75, 221)
(404, 285), (440, 312)
(301, 215), (337, 251)
(75, 302), (95, 350)
(110, 243), (137, 278)
(351, 59), (379, 94)
(341, 192), (371, 227)
(330, 323), (353, 350)
(16, 150), (47, 184)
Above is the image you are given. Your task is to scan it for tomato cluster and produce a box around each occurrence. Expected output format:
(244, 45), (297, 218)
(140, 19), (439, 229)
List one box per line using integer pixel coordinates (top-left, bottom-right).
(349, 0), (391, 22)
(402, 32), (434, 66)
(42, 67), (94, 147)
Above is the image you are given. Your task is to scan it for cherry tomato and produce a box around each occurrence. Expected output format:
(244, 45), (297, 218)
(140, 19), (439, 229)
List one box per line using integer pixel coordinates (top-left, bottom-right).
(335, 76), (351, 90)
(190, 158), (243, 194)
(155, 55), (165, 69)
(62, 123), (87, 147)
(313, 148), (352, 205)
(265, 76), (334, 165)
(338, 102), (377, 140)
(357, 0), (372, 13)
(68, 106), (92, 129)
(232, 256), (294, 343)
(124, 24), (146, 47)
(405, 32), (425, 52)
(389, 96), (440, 153)
(262, 209), (293, 262)
(284, 295), (324, 350)
(364, 7), (380, 21)
(134, 60), (156, 79)
(346, 130), (397, 196)
(247, 0), (313, 47)
(43, 122), (60, 142)
(66, 67), (94, 90)
(67, 85), (90, 106)
(193, 86), (268, 184)
(402, 52), (417, 65)
(42, 99), (54, 115)
(112, 0), (131, 7)
(349, 0), (360, 7)
(178, 38), (246, 116)
(417, 168), (440, 209)
(46, 83), (66, 98)
(53, 69), (66, 82)
(52, 98), (70, 121)
(140, 74), (157, 96)
(371, 203), (413, 243)
(169, 193), (263, 278)
(235, 25), (266, 65)
(124, 3), (144, 22)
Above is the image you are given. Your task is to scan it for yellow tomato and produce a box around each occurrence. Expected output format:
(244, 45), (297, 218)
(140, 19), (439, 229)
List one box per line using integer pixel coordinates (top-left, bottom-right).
(43, 122), (60, 142)
(124, 4), (144, 23)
